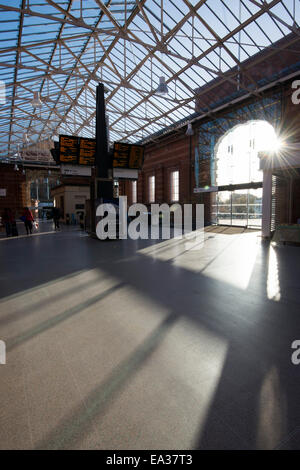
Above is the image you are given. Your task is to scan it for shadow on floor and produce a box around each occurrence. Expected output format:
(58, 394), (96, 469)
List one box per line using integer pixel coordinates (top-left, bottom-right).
(1, 228), (300, 449)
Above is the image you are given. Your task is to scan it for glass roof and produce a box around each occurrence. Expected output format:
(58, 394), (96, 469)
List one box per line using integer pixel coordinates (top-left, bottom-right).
(0, 0), (299, 160)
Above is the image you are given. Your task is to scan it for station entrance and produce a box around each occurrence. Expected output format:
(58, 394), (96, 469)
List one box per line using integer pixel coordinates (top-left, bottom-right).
(211, 120), (279, 228)
(211, 187), (262, 228)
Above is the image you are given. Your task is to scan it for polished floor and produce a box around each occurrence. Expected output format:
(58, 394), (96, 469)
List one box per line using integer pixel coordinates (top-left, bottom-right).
(0, 224), (300, 450)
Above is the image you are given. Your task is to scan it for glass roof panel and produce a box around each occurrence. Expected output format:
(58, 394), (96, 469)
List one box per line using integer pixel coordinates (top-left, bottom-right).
(0, 0), (299, 159)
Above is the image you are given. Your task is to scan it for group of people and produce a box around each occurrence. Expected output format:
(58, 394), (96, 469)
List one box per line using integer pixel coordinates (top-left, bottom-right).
(1, 206), (62, 237)
(1, 207), (35, 237)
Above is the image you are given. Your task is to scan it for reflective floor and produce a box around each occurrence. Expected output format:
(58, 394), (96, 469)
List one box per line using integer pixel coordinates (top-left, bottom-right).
(0, 219), (70, 239)
(0, 226), (300, 449)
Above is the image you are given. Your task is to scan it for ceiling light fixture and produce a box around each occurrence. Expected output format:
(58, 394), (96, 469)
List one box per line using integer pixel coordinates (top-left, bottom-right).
(186, 122), (194, 136)
(31, 91), (42, 108)
(156, 76), (168, 95)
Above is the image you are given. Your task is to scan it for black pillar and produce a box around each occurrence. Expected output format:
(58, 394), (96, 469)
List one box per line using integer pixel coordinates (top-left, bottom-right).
(95, 83), (113, 200)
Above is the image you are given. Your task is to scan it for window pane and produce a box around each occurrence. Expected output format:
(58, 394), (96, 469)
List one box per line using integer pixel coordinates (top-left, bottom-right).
(215, 121), (278, 186)
(217, 191), (231, 225)
(248, 188), (262, 228)
(132, 180), (137, 204)
(171, 170), (179, 202)
(232, 189), (247, 227)
(149, 176), (155, 203)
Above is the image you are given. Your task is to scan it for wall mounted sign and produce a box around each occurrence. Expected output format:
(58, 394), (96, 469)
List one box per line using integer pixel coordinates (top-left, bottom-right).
(113, 168), (139, 179)
(59, 135), (96, 166)
(0, 188), (6, 197)
(128, 145), (144, 169)
(59, 135), (78, 164)
(58, 136), (144, 170)
(60, 164), (92, 176)
(113, 142), (144, 169)
(113, 143), (130, 168)
(78, 137), (96, 166)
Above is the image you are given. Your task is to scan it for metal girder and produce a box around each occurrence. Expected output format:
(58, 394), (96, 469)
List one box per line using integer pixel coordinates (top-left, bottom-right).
(7, 0), (26, 156)
(47, 0), (147, 142)
(74, 0), (285, 137)
(0, 2), (118, 35)
(0, 0), (299, 160)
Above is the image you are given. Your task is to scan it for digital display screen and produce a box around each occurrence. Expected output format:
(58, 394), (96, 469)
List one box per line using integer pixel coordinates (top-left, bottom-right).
(59, 135), (78, 164)
(79, 137), (96, 166)
(58, 136), (144, 169)
(113, 142), (144, 169)
(129, 145), (144, 169)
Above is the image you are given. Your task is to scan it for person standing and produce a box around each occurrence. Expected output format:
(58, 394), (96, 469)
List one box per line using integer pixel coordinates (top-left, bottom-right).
(79, 211), (84, 230)
(22, 207), (34, 235)
(1, 208), (14, 237)
(52, 207), (61, 230)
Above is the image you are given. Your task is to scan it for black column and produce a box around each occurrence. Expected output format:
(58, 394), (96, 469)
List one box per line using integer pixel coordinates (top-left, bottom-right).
(95, 83), (113, 200)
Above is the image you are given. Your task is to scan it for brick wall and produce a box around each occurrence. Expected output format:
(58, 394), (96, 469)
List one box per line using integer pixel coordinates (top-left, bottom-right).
(120, 130), (215, 224)
(0, 164), (27, 218)
(120, 133), (192, 206)
(142, 133), (191, 205)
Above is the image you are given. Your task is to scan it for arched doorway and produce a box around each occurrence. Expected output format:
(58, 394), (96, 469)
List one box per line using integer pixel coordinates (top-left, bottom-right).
(212, 120), (279, 228)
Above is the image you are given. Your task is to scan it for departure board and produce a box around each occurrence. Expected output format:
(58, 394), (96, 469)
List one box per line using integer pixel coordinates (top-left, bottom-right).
(113, 143), (130, 168)
(79, 137), (96, 166)
(129, 145), (144, 169)
(113, 142), (144, 169)
(59, 135), (78, 164)
(58, 135), (144, 169)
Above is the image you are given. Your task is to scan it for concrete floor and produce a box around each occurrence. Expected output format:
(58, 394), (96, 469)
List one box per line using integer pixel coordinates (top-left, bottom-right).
(0, 224), (300, 450)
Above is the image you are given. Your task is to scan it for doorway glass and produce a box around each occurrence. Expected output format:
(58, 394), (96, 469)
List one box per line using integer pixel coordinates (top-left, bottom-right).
(232, 189), (248, 226)
(248, 188), (262, 228)
(214, 188), (262, 228)
(217, 191), (231, 225)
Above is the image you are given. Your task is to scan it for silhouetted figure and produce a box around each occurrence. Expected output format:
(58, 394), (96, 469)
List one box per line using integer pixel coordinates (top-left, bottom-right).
(1, 208), (16, 237)
(52, 207), (61, 230)
(22, 207), (34, 235)
(79, 211), (84, 230)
